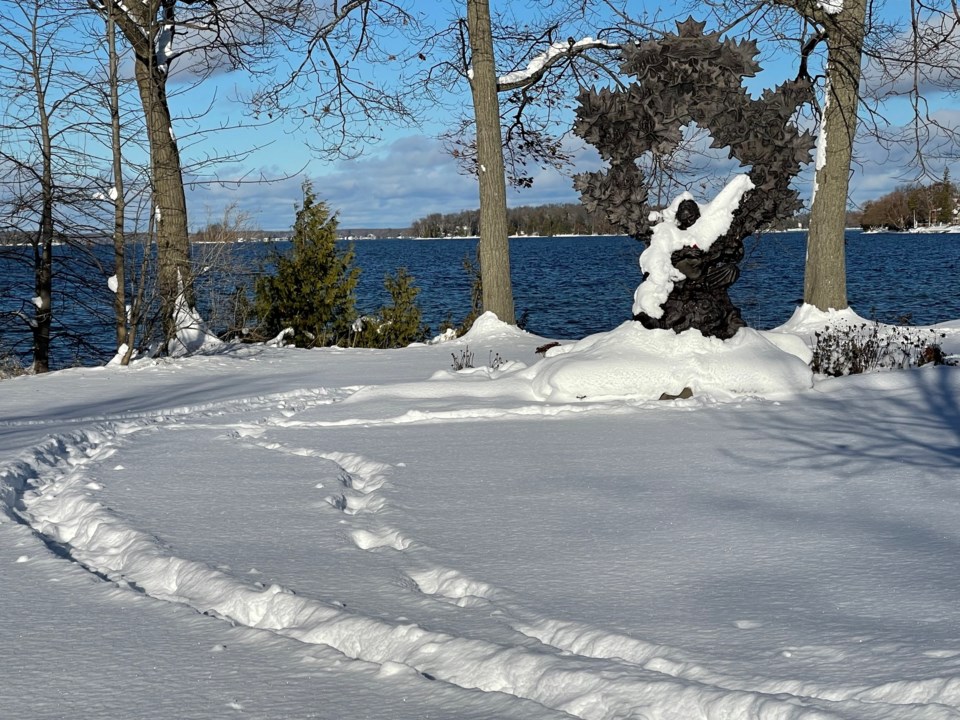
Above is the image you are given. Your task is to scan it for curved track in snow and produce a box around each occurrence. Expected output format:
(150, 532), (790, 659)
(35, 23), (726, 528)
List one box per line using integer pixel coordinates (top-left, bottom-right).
(5, 373), (960, 720)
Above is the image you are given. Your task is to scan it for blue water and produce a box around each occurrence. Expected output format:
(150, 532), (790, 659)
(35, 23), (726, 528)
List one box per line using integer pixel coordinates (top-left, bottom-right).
(2, 230), (958, 369)
(350, 231), (960, 335)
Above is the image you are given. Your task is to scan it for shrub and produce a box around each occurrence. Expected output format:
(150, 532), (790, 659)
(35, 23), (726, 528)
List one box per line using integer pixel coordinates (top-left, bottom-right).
(448, 251), (483, 337)
(254, 183), (359, 347)
(811, 320), (953, 376)
(0, 349), (26, 380)
(450, 346), (475, 371)
(352, 268), (429, 348)
(449, 346), (508, 372)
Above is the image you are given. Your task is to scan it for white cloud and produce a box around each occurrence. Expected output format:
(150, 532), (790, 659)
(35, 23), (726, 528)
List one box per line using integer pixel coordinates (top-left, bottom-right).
(186, 135), (593, 230)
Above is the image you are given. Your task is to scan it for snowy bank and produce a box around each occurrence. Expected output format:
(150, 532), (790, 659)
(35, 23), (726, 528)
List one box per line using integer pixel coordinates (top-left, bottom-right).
(3, 309), (960, 720)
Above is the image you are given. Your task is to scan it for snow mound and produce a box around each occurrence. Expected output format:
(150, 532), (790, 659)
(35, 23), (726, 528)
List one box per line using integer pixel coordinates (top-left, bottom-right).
(460, 311), (531, 342)
(524, 322), (813, 402)
(774, 304), (870, 335)
(167, 273), (223, 357)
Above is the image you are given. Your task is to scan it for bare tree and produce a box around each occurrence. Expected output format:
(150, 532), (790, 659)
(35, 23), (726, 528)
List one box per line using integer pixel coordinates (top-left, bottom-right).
(103, 1), (131, 361)
(0, 0), (96, 372)
(466, 0), (514, 324)
(690, 0), (960, 311)
(85, 0), (199, 347)
(84, 0), (427, 348)
(425, 2), (625, 325)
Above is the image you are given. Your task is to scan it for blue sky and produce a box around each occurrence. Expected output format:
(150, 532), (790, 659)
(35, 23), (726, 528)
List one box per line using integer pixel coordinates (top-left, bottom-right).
(171, 1), (959, 232)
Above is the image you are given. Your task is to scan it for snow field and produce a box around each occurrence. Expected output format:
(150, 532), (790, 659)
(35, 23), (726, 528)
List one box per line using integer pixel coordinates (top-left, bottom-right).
(2, 312), (960, 718)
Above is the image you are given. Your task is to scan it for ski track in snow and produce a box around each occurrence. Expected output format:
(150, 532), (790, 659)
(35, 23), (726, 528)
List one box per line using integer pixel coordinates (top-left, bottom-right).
(4, 384), (960, 719)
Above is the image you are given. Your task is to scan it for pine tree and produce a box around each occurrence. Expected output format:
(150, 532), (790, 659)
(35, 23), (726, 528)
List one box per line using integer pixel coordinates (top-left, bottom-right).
(353, 268), (428, 348)
(937, 168), (954, 225)
(255, 183), (359, 347)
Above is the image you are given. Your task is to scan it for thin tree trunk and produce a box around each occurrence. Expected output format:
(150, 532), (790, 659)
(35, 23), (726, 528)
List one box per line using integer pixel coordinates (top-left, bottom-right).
(106, 3), (128, 357)
(804, 0), (866, 311)
(31, 214), (53, 374)
(466, 0), (515, 325)
(30, 10), (53, 373)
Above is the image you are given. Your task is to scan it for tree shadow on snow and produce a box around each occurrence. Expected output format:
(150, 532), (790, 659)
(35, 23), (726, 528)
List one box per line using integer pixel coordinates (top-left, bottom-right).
(728, 365), (960, 476)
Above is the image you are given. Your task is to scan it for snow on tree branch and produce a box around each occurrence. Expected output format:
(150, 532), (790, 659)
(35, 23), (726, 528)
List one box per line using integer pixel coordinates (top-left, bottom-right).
(496, 37), (619, 92)
(817, 0), (844, 15)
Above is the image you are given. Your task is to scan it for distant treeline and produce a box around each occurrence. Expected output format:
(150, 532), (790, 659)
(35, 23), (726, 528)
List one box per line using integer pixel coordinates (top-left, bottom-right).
(409, 202), (839, 238)
(859, 173), (957, 231)
(409, 203), (621, 238)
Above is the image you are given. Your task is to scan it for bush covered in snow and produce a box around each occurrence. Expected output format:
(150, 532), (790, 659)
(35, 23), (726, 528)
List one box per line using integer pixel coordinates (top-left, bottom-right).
(811, 320), (954, 376)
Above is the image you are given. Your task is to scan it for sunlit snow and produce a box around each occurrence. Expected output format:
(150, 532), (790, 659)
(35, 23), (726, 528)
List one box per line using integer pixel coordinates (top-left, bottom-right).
(3, 309), (960, 720)
(498, 37), (618, 87)
(818, 0), (844, 14)
(635, 175), (754, 319)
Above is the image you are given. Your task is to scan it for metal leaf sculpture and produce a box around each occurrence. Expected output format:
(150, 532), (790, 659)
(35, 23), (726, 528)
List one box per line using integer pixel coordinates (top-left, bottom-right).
(574, 18), (815, 339)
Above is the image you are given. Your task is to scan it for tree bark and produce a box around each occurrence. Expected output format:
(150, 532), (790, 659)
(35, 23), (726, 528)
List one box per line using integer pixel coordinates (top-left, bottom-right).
(30, 5), (54, 374)
(466, 0), (515, 325)
(105, 0), (192, 345)
(133, 59), (191, 343)
(106, 3), (129, 358)
(803, 0), (867, 311)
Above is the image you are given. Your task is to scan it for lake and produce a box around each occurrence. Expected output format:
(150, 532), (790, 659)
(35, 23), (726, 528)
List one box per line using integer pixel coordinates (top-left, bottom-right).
(1, 230), (958, 369)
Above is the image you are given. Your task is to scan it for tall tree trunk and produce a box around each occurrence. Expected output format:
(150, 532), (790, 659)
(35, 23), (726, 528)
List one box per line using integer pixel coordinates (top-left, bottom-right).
(31, 10), (53, 374)
(106, 4), (129, 358)
(804, 0), (866, 311)
(134, 58), (191, 343)
(106, 0), (193, 346)
(31, 205), (53, 374)
(466, 0), (515, 325)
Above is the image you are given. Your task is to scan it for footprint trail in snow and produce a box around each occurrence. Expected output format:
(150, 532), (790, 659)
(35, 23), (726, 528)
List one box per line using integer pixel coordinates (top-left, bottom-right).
(5, 372), (960, 720)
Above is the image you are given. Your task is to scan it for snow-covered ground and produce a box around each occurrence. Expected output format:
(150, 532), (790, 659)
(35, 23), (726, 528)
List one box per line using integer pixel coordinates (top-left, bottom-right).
(907, 224), (960, 234)
(3, 310), (960, 720)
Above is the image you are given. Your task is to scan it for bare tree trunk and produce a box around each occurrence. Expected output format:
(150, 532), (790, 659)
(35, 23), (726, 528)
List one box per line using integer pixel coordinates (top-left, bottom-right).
(105, 3), (128, 357)
(30, 8), (54, 374)
(134, 58), (191, 343)
(466, 0), (515, 325)
(31, 205), (53, 374)
(103, 0), (192, 346)
(803, 0), (867, 311)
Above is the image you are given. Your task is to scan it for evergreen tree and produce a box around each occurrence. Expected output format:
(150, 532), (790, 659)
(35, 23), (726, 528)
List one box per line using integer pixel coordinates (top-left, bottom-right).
(255, 183), (359, 347)
(937, 168), (955, 225)
(353, 268), (428, 348)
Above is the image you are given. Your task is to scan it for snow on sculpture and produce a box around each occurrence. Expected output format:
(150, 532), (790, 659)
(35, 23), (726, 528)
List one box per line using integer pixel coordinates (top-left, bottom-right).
(574, 18), (815, 339)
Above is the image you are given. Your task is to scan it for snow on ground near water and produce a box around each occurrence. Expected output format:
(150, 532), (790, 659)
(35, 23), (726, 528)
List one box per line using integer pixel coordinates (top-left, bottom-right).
(3, 311), (960, 719)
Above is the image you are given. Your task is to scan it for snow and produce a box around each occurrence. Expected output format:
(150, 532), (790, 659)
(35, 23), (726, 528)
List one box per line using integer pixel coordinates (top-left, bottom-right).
(3, 310), (960, 719)
(812, 77), (830, 205)
(107, 274), (119, 293)
(909, 224), (960, 234)
(817, 0), (844, 14)
(107, 342), (130, 365)
(166, 271), (222, 357)
(498, 37), (617, 87)
(527, 323), (812, 401)
(156, 24), (174, 74)
(94, 187), (119, 202)
(634, 175), (754, 319)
